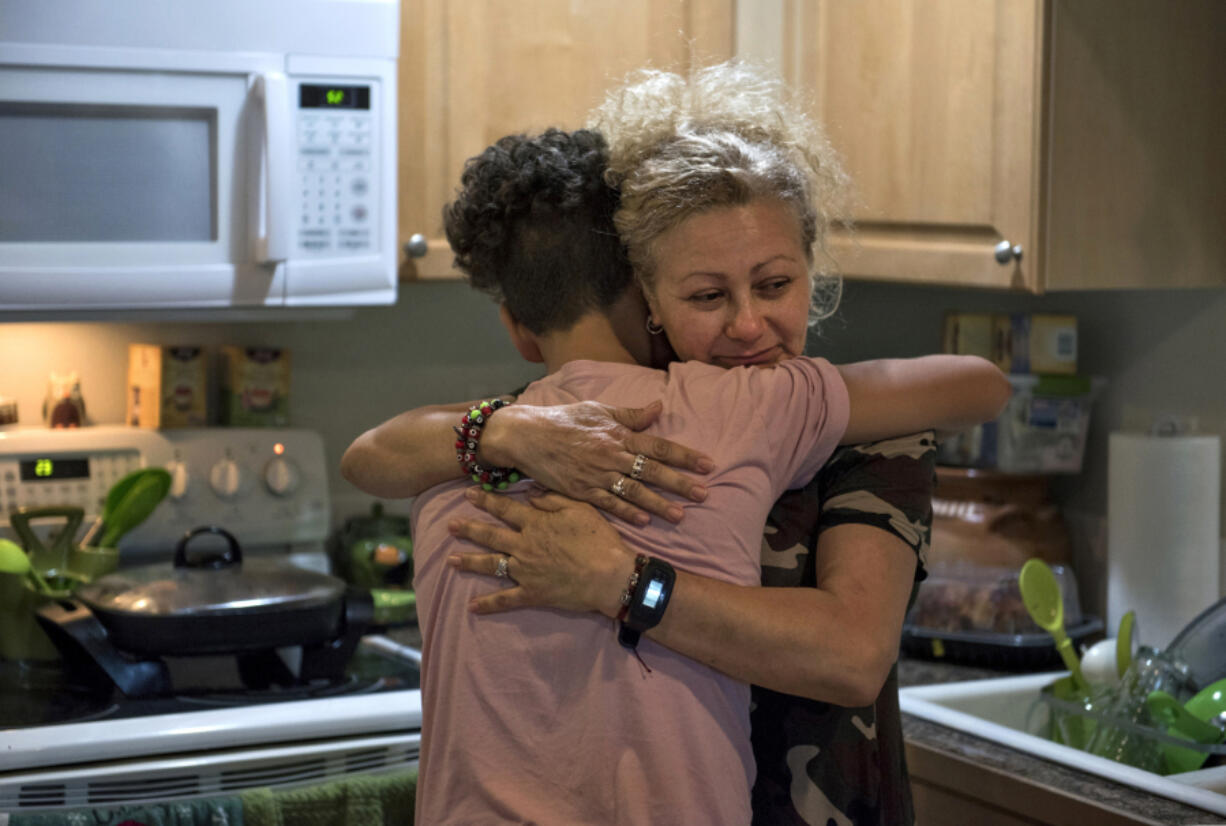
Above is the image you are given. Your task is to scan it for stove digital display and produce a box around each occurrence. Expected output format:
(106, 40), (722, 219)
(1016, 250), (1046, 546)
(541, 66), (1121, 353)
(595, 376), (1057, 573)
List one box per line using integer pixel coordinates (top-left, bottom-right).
(19, 457), (90, 482)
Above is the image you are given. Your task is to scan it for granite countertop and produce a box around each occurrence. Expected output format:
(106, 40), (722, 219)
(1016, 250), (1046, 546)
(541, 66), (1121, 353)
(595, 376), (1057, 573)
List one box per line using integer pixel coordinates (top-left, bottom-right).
(899, 657), (1226, 824)
(385, 621), (1222, 822)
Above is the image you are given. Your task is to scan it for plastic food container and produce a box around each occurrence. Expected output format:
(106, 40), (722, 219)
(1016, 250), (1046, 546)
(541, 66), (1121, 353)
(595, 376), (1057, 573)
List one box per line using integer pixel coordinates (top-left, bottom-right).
(902, 562), (1103, 669)
(937, 375), (1105, 473)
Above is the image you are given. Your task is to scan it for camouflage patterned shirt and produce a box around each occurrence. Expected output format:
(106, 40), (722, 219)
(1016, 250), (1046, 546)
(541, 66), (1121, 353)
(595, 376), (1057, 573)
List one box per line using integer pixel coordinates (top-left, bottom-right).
(751, 433), (935, 826)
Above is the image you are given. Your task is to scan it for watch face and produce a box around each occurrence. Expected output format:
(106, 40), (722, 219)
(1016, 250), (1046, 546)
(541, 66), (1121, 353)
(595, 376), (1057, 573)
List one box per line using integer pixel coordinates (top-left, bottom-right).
(641, 578), (665, 609)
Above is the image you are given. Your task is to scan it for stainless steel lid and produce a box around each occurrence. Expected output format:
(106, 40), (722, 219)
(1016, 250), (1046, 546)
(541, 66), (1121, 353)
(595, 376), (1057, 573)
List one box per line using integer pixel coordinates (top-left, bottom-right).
(74, 525), (344, 617)
(77, 558), (343, 617)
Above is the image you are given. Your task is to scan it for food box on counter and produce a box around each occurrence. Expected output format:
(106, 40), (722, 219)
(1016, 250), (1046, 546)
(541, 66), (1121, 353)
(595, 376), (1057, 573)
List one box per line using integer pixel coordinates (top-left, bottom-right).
(992, 313), (1078, 375)
(943, 311), (1078, 375)
(903, 561), (1103, 670)
(219, 347), (290, 427)
(937, 374), (1104, 473)
(126, 344), (208, 429)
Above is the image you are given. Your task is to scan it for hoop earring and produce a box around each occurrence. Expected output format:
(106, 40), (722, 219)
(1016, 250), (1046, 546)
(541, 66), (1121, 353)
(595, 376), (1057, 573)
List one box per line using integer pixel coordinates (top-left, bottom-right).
(646, 317), (664, 335)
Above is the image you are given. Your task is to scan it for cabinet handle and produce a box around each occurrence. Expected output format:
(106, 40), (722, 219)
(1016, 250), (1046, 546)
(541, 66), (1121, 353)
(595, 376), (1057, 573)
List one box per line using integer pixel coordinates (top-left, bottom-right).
(404, 233), (429, 259)
(994, 240), (1023, 264)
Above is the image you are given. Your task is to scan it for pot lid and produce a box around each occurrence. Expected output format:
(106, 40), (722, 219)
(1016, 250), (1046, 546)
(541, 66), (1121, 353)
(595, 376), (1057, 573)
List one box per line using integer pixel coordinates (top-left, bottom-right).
(75, 526), (344, 618)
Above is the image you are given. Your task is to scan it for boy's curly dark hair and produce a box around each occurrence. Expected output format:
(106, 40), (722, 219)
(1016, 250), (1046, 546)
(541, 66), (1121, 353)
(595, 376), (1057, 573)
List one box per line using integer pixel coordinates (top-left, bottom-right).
(443, 128), (632, 335)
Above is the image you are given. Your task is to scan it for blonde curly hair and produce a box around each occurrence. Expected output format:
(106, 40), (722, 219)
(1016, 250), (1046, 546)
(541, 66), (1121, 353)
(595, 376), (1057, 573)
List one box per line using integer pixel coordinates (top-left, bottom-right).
(587, 60), (852, 323)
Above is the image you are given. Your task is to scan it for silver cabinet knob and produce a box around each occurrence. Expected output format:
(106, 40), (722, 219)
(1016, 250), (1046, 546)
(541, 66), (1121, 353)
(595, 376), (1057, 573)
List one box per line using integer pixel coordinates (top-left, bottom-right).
(404, 233), (429, 258)
(994, 240), (1023, 264)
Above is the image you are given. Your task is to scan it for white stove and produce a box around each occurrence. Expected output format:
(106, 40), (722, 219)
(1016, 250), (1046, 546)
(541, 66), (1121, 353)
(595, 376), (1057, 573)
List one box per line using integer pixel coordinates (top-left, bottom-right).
(0, 427), (421, 814)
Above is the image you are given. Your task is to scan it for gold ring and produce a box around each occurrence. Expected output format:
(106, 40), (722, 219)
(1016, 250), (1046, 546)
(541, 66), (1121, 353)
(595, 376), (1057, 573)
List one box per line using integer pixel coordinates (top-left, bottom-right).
(630, 453), (648, 480)
(611, 476), (629, 498)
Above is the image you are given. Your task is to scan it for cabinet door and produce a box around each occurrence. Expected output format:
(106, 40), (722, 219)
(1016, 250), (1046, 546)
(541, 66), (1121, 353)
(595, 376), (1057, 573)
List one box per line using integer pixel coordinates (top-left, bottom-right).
(398, 0), (733, 280)
(738, 0), (1045, 290)
(1044, 0), (1226, 290)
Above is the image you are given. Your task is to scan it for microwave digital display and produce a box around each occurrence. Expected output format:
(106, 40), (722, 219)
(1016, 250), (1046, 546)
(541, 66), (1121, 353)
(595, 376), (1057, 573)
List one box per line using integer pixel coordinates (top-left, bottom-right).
(19, 457), (90, 482)
(299, 84), (371, 110)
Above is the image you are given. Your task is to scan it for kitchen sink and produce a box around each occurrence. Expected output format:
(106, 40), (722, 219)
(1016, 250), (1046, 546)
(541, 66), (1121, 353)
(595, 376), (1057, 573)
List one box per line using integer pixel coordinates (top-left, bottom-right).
(899, 673), (1226, 817)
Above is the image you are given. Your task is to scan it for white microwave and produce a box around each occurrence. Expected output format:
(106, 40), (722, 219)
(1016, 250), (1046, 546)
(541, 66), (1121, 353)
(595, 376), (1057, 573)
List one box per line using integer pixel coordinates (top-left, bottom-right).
(0, 0), (399, 312)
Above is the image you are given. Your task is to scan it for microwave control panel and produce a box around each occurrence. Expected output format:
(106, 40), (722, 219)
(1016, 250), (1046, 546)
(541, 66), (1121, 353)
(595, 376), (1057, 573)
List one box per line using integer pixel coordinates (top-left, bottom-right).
(296, 82), (378, 258)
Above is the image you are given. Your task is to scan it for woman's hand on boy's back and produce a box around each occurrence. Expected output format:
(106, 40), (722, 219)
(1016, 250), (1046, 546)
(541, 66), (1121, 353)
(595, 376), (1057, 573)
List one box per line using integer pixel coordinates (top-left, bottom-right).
(481, 401), (712, 526)
(447, 488), (637, 618)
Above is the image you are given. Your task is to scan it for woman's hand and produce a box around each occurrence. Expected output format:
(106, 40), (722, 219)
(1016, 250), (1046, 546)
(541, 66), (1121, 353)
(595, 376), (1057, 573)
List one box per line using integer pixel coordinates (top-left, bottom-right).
(480, 400), (712, 526)
(447, 488), (638, 617)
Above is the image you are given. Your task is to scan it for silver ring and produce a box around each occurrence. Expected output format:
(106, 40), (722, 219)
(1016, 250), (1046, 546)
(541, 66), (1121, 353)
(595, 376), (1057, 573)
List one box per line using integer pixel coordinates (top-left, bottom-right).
(629, 453), (648, 480)
(611, 476), (629, 498)
(495, 555), (510, 579)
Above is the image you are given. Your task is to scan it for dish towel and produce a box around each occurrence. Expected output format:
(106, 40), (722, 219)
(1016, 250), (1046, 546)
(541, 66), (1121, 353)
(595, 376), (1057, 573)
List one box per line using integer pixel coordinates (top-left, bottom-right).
(1, 797), (243, 825)
(239, 769), (416, 826)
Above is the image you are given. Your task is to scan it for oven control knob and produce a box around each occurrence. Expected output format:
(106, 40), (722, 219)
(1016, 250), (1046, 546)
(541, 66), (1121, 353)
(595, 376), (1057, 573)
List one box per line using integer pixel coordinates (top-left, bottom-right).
(166, 460), (191, 501)
(209, 458), (246, 500)
(263, 456), (300, 497)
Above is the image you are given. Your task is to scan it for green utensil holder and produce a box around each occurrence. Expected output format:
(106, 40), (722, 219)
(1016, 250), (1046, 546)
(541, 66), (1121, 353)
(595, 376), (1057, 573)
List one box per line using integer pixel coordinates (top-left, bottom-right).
(66, 544), (121, 582)
(0, 554), (117, 662)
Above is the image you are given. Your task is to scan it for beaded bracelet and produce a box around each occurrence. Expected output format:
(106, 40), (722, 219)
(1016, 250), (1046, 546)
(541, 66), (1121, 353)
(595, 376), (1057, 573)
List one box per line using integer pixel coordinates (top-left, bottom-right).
(454, 399), (522, 492)
(615, 554), (649, 622)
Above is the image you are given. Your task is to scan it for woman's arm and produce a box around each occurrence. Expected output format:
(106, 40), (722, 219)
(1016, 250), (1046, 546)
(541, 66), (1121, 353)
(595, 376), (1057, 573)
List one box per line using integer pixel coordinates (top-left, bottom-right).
(837, 355), (1010, 443)
(341, 400), (714, 525)
(448, 488), (915, 705)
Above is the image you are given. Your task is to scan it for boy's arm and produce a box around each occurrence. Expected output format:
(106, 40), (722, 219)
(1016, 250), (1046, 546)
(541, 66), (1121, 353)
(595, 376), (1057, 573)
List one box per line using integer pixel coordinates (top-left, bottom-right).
(836, 355), (1010, 444)
(340, 399), (712, 524)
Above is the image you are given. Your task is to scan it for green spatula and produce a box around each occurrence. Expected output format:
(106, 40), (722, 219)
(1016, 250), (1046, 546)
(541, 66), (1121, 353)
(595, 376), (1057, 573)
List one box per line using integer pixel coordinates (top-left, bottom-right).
(1019, 558), (1090, 694)
(81, 468), (172, 548)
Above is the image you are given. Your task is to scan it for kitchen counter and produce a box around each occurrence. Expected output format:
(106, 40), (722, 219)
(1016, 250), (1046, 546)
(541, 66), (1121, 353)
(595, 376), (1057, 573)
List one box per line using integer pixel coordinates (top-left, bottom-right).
(381, 622), (1222, 822)
(899, 657), (1226, 825)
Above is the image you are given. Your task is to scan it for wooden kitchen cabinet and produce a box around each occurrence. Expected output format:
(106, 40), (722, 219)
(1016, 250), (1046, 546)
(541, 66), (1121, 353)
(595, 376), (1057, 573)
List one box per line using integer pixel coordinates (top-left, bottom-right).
(737, 0), (1226, 292)
(397, 0), (734, 280)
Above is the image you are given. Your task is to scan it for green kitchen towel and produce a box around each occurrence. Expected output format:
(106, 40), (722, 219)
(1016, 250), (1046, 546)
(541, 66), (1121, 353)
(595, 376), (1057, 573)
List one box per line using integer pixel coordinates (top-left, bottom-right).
(5, 796), (243, 825)
(239, 769), (415, 826)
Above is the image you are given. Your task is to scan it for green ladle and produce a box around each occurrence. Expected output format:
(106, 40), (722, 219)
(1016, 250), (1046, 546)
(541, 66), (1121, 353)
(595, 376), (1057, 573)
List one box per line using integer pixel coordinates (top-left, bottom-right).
(0, 537), (50, 592)
(1019, 558), (1090, 694)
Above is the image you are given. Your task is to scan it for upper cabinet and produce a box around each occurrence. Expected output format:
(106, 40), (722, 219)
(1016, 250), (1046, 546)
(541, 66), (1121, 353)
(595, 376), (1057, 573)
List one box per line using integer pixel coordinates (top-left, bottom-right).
(398, 0), (1225, 292)
(738, 0), (1226, 292)
(397, 0), (733, 280)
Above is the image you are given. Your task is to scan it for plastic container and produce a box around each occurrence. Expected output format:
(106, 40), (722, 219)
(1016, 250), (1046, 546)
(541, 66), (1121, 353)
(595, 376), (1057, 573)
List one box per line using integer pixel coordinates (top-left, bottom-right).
(937, 375), (1105, 473)
(902, 561), (1103, 669)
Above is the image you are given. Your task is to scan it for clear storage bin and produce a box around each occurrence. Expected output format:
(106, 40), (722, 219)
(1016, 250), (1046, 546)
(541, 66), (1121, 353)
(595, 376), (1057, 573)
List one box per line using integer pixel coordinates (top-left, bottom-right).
(937, 375), (1105, 473)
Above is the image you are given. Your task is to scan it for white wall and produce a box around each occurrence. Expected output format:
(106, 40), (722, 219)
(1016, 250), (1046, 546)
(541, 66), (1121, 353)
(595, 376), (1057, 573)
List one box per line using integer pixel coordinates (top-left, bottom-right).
(2, 279), (1224, 618)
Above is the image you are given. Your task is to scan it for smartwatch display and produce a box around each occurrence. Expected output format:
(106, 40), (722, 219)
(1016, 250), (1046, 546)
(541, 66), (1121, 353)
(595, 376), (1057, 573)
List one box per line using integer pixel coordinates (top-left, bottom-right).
(618, 556), (676, 649)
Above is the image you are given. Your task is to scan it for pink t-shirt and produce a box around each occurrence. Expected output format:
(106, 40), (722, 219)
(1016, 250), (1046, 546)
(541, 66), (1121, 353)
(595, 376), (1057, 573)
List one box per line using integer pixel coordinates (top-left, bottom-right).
(411, 357), (849, 825)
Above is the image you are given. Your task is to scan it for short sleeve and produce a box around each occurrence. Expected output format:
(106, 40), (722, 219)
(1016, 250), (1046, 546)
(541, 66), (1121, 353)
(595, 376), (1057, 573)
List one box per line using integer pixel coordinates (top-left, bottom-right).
(816, 431), (937, 580)
(745, 357), (850, 493)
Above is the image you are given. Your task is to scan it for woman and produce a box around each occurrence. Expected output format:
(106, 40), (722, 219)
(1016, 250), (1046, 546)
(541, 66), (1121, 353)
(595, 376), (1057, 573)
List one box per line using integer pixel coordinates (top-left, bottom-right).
(343, 62), (1009, 825)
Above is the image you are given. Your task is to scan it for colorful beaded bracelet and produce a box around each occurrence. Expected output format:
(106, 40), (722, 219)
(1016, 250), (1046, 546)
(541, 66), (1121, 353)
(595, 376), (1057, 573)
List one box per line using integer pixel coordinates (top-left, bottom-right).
(454, 399), (522, 492)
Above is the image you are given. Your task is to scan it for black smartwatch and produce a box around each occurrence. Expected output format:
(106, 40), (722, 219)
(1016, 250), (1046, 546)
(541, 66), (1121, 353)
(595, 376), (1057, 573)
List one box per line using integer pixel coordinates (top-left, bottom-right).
(617, 556), (676, 649)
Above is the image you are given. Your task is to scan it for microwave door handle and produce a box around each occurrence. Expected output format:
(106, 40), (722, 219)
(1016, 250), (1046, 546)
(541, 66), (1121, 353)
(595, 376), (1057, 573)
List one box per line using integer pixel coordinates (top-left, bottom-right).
(252, 72), (291, 263)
